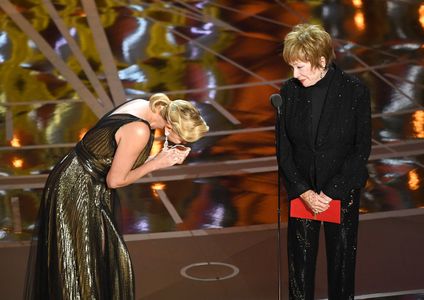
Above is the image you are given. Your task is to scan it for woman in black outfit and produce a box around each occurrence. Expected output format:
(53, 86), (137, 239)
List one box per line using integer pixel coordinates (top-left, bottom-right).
(279, 24), (371, 299)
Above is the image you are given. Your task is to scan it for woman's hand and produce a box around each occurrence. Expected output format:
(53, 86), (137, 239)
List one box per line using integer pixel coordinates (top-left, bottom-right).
(319, 191), (333, 203)
(300, 190), (331, 214)
(153, 147), (191, 169)
(175, 147), (191, 164)
(106, 122), (191, 189)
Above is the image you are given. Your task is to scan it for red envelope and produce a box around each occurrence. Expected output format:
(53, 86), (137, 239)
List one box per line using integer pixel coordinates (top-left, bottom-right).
(290, 197), (341, 224)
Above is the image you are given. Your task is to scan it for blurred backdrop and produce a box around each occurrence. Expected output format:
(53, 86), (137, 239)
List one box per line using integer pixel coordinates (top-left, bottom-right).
(0, 1), (423, 299)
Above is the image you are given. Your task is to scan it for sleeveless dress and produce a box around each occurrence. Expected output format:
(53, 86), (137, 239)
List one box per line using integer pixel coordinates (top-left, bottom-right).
(24, 113), (154, 299)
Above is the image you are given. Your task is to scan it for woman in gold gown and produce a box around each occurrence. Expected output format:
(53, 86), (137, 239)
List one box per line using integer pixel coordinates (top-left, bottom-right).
(24, 93), (209, 299)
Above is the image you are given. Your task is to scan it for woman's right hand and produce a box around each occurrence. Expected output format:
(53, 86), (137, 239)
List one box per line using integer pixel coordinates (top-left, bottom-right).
(300, 190), (330, 214)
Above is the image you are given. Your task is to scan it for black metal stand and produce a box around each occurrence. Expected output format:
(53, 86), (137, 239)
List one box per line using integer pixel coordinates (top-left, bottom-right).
(270, 94), (283, 300)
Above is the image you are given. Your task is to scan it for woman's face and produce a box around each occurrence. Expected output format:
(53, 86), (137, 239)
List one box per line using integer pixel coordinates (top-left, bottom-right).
(289, 60), (323, 87)
(166, 126), (184, 145)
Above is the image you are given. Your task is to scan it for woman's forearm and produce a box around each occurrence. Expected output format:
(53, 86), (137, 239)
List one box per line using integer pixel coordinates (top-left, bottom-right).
(106, 159), (159, 188)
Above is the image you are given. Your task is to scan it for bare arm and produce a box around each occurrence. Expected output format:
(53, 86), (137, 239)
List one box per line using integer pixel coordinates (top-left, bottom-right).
(106, 122), (185, 188)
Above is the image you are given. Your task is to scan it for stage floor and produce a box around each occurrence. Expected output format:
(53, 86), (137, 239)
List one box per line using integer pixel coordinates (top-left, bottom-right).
(0, 0), (423, 299)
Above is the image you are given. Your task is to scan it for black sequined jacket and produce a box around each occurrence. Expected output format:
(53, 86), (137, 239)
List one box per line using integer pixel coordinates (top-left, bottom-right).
(278, 63), (371, 201)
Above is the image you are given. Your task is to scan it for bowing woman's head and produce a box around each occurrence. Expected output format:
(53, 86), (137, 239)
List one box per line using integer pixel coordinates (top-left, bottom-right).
(282, 24), (336, 87)
(149, 93), (209, 144)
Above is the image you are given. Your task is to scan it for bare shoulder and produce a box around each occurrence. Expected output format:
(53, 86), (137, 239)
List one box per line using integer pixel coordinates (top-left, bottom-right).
(116, 120), (151, 144)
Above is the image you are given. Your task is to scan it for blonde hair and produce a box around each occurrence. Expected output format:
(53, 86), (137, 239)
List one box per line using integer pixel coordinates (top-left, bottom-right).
(149, 93), (209, 143)
(283, 23), (335, 69)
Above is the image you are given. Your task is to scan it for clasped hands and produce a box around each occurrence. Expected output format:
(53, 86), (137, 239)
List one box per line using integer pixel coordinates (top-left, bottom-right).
(151, 144), (190, 168)
(300, 190), (332, 214)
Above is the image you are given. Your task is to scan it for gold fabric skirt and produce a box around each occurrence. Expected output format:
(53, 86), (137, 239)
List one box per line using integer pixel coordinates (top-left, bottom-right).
(25, 151), (135, 299)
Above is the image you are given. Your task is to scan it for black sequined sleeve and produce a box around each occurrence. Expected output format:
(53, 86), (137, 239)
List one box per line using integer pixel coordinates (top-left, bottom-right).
(322, 82), (372, 200)
(278, 82), (312, 199)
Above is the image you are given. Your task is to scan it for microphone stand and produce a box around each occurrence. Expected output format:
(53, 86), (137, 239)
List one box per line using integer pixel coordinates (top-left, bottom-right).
(271, 97), (283, 300)
(275, 109), (282, 300)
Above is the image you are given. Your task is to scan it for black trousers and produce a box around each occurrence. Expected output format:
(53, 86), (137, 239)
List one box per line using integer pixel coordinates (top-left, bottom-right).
(287, 189), (360, 300)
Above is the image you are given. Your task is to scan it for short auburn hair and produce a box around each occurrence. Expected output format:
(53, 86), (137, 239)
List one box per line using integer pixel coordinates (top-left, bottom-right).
(283, 23), (335, 69)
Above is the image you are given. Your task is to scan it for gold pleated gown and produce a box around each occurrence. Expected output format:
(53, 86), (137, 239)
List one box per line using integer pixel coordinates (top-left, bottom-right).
(25, 113), (154, 300)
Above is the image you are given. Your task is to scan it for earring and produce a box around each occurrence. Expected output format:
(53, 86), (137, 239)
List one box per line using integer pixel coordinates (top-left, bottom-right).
(164, 130), (169, 149)
(320, 64), (327, 79)
(320, 67), (327, 79)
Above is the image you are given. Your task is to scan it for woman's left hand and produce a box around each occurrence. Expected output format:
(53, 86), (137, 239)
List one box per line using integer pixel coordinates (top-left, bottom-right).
(315, 191), (332, 213)
(162, 145), (191, 165)
(173, 146), (191, 164)
(319, 191), (333, 203)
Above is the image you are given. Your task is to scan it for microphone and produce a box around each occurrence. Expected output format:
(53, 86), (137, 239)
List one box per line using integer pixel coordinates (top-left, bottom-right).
(270, 93), (282, 114)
